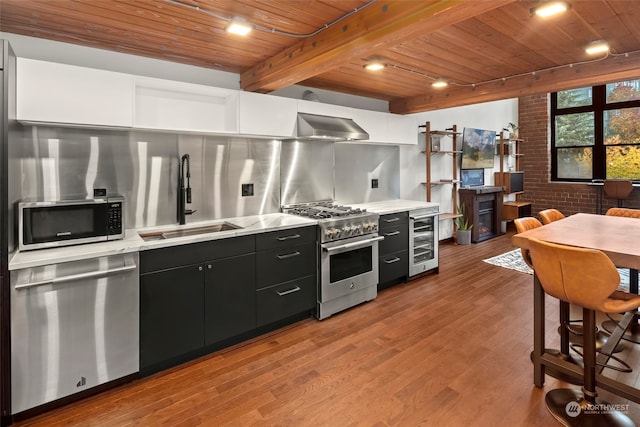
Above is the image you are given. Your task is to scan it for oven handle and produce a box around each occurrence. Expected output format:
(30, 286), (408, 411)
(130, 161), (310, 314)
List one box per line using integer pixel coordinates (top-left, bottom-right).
(410, 213), (438, 221)
(323, 236), (384, 253)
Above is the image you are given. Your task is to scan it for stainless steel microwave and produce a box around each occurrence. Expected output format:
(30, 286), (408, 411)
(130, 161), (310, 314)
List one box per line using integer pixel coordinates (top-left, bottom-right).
(18, 195), (125, 251)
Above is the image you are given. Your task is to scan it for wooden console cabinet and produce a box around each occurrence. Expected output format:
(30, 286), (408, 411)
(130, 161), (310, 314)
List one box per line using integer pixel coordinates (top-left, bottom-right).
(459, 187), (504, 243)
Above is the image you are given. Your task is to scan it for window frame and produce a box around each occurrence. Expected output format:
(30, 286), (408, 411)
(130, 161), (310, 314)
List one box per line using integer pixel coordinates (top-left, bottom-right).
(550, 83), (640, 182)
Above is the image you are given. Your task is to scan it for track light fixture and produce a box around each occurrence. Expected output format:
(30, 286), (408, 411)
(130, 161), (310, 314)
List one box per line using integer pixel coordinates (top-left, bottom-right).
(585, 40), (609, 55)
(531, 1), (571, 18)
(225, 17), (252, 36)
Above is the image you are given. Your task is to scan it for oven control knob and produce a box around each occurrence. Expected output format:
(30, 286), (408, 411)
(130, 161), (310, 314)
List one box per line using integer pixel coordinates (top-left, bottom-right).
(355, 224), (363, 234)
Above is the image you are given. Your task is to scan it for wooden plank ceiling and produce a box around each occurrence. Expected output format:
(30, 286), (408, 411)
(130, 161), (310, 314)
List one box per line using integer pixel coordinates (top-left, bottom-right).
(2, 0), (640, 113)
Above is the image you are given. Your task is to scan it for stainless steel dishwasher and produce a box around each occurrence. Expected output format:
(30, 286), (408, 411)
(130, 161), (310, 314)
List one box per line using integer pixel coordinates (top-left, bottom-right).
(10, 252), (139, 414)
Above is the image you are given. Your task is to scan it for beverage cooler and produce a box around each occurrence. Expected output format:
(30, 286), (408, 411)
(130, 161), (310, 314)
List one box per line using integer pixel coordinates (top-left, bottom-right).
(409, 207), (439, 276)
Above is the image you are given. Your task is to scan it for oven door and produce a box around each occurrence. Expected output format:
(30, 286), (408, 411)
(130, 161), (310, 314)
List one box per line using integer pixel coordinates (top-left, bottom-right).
(319, 234), (383, 302)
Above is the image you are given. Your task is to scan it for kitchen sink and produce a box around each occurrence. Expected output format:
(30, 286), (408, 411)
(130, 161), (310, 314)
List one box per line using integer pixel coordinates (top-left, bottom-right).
(138, 222), (241, 241)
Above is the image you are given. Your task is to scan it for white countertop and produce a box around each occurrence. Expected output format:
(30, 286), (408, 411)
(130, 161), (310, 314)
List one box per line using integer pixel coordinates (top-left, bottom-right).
(348, 199), (440, 215)
(9, 213), (317, 270)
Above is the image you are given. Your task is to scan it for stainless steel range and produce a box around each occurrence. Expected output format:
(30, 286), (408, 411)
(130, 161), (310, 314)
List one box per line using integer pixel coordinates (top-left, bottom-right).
(284, 202), (383, 320)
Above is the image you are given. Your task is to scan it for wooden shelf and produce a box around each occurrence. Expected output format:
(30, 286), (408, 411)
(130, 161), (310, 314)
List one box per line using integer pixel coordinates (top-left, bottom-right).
(423, 121), (460, 228)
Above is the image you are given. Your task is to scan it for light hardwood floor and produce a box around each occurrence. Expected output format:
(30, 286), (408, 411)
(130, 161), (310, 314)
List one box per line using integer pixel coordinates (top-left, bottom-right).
(13, 231), (640, 426)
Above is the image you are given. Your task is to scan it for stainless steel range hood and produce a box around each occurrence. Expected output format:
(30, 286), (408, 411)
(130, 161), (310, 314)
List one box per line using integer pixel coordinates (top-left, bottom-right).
(297, 113), (369, 141)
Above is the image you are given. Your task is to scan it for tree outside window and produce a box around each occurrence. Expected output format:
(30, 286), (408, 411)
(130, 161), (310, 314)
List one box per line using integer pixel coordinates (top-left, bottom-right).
(552, 80), (640, 181)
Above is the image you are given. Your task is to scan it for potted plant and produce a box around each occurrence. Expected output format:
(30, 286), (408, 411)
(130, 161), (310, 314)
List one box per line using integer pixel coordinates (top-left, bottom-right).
(505, 122), (519, 139)
(454, 203), (473, 245)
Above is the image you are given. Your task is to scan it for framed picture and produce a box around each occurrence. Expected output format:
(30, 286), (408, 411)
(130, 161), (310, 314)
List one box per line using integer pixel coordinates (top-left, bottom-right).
(461, 128), (496, 169)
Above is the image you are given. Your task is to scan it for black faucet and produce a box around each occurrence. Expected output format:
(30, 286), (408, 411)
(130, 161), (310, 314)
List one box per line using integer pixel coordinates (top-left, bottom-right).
(178, 153), (196, 225)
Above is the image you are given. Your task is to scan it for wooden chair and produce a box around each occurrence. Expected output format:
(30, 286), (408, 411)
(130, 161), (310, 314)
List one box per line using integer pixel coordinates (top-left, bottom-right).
(513, 217), (542, 268)
(603, 179), (634, 209)
(528, 237), (640, 426)
(538, 208), (565, 225)
(603, 207), (640, 344)
(606, 207), (640, 218)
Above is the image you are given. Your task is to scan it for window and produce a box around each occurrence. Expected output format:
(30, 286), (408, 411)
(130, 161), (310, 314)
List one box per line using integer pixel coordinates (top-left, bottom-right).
(551, 79), (640, 181)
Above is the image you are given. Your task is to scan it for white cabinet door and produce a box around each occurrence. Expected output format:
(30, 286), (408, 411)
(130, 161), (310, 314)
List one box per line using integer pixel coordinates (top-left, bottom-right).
(17, 58), (134, 127)
(239, 92), (297, 138)
(134, 76), (239, 134)
(349, 109), (388, 143)
(387, 114), (418, 145)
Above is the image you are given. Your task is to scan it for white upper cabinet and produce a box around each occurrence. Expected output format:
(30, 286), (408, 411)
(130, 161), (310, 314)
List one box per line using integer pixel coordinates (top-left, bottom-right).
(17, 58), (134, 127)
(387, 114), (418, 145)
(238, 92), (297, 138)
(134, 76), (239, 134)
(349, 109), (389, 143)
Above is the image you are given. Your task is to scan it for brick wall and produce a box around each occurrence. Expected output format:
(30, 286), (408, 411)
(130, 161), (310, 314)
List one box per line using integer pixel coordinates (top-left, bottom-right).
(518, 94), (640, 216)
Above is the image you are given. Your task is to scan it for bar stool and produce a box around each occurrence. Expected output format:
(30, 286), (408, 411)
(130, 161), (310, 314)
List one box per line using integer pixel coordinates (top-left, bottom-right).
(513, 217), (542, 268)
(514, 217), (584, 385)
(603, 180), (634, 209)
(538, 208), (565, 225)
(602, 207), (640, 344)
(528, 237), (640, 426)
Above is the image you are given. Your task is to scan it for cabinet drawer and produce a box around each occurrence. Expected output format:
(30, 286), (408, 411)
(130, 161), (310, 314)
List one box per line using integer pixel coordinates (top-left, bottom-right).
(379, 224), (408, 255)
(379, 212), (408, 229)
(140, 235), (255, 273)
(379, 250), (408, 285)
(256, 226), (316, 251)
(257, 275), (316, 327)
(256, 242), (316, 288)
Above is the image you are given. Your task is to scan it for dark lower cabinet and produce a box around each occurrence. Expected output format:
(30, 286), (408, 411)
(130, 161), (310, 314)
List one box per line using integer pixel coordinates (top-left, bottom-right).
(378, 212), (409, 289)
(255, 226), (317, 325)
(140, 264), (204, 371)
(140, 235), (256, 373)
(139, 227), (317, 375)
(205, 253), (256, 345)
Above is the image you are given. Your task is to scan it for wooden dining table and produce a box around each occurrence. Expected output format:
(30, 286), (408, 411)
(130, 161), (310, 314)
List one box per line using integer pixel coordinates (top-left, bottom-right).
(512, 213), (640, 403)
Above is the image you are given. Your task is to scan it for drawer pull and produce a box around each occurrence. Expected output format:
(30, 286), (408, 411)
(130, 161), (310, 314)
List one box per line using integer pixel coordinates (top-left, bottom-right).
(277, 234), (301, 241)
(277, 286), (301, 296)
(383, 257), (401, 264)
(384, 231), (400, 237)
(383, 217), (400, 223)
(277, 251), (301, 260)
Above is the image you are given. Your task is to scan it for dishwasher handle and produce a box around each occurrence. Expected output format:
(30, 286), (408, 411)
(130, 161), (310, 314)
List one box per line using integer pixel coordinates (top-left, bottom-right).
(15, 263), (137, 290)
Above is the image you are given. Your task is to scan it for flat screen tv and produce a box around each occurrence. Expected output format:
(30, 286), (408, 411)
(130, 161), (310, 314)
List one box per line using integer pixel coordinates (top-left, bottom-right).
(509, 171), (524, 193)
(461, 128), (496, 169)
(461, 168), (485, 188)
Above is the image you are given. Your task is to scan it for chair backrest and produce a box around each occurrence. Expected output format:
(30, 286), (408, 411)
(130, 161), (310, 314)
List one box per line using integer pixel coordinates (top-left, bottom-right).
(513, 217), (542, 268)
(514, 216), (542, 233)
(603, 180), (633, 200)
(606, 207), (640, 218)
(538, 209), (565, 225)
(528, 237), (620, 311)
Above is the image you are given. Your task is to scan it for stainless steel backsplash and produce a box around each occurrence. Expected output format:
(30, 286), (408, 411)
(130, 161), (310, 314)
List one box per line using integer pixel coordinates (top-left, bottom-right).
(16, 126), (281, 228)
(13, 126), (400, 231)
(334, 143), (399, 204)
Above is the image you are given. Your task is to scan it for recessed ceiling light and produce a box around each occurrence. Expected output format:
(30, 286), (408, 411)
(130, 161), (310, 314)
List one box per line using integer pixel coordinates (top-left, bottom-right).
(585, 40), (609, 55)
(363, 61), (386, 71)
(226, 17), (252, 36)
(431, 78), (448, 88)
(531, 1), (571, 18)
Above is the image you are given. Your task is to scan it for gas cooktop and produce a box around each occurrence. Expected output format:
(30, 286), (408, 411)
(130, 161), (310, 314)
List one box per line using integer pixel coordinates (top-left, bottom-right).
(283, 202), (379, 243)
(283, 202), (369, 219)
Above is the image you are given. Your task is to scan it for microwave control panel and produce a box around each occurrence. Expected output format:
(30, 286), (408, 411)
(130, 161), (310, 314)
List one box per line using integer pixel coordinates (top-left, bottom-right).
(107, 201), (123, 236)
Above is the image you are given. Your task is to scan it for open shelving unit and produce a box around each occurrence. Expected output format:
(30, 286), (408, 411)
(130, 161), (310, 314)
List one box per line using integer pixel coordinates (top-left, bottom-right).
(420, 121), (462, 224)
(494, 131), (531, 220)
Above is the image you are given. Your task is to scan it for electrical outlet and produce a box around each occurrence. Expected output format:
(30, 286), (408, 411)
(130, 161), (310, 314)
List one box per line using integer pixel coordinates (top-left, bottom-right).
(371, 179), (379, 189)
(241, 183), (254, 197)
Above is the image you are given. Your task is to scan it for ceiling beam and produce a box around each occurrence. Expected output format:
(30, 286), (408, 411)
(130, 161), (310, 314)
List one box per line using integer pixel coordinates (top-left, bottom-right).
(240, 0), (515, 93)
(390, 53), (640, 113)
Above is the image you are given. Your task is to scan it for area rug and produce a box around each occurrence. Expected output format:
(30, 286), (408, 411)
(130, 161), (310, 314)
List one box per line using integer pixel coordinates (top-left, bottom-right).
(483, 248), (634, 288)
